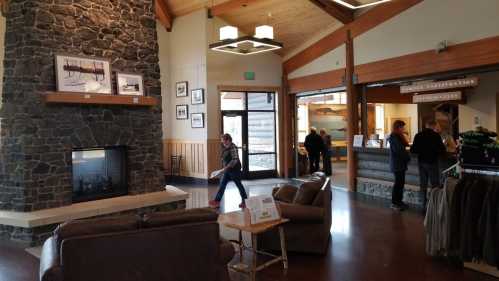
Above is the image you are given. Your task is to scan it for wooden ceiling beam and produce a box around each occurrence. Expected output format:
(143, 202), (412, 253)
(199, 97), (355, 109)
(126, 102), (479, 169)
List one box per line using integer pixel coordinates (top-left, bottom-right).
(309, 0), (354, 24)
(210, 0), (267, 17)
(283, 0), (423, 74)
(155, 0), (173, 31)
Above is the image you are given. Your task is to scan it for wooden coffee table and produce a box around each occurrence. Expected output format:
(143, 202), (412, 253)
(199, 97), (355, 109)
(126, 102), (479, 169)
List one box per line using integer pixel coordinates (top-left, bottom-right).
(218, 211), (289, 281)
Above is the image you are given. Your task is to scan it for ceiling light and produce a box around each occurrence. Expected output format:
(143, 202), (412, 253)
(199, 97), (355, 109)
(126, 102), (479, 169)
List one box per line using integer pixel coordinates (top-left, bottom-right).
(210, 25), (282, 55)
(219, 26), (238, 40)
(254, 25), (274, 47)
(209, 36), (282, 55)
(333, 0), (391, 9)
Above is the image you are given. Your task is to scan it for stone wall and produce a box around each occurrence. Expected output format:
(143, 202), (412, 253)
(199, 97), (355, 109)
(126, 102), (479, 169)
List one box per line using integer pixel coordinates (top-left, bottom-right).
(0, 0), (165, 212)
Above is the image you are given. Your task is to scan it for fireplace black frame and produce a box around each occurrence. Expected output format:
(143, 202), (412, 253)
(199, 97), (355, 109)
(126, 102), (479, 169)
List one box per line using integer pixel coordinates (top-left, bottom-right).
(71, 145), (128, 203)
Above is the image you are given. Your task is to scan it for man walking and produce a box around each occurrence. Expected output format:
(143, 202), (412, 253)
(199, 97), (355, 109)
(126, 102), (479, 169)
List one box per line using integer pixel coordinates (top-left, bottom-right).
(387, 120), (411, 211)
(304, 127), (324, 174)
(410, 120), (446, 208)
(209, 133), (248, 209)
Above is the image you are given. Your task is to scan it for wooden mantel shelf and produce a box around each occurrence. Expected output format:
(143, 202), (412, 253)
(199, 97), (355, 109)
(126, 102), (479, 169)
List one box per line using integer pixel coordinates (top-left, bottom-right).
(43, 91), (159, 107)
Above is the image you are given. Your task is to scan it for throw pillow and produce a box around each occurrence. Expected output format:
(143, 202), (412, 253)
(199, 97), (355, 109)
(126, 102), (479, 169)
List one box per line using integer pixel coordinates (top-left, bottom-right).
(274, 185), (298, 203)
(293, 181), (322, 205)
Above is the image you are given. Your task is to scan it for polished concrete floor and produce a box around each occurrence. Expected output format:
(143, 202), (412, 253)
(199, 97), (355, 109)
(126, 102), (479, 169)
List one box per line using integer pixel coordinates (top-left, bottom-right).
(0, 179), (496, 281)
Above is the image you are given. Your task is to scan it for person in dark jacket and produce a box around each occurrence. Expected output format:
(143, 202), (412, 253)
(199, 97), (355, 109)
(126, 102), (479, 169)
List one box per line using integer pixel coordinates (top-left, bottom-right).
(320, 128), (332, 176)
(387, 120), (411, 211)
(209, 133), (248, 209)
(410, 120), (446, 208)
(304, 127), (324, 174)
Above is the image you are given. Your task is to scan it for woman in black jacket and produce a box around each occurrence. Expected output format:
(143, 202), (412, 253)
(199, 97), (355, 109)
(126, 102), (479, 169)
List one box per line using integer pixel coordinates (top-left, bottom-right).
(387, 120), (411, 211)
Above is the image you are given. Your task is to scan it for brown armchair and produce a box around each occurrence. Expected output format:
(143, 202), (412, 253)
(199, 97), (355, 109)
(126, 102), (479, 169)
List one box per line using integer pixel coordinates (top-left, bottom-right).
(258, 175), (332, 255)
(39, 208), (234, 281)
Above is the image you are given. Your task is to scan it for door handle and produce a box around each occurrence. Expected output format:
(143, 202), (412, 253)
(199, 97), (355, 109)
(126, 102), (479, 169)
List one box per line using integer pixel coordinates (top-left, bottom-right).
(242, 144), (247, 151)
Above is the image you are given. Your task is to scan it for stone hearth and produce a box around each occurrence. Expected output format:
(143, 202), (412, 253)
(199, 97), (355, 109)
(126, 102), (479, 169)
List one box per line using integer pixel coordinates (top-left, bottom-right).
(0, 0), (168, 243)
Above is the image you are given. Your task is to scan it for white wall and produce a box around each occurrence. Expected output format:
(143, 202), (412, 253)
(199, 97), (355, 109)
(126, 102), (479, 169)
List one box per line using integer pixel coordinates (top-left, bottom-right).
(459, 71), (499, 132)
(355, 0), (499, 65)
(162, 10), (208, 141)
(206, 17), (282, 139)
(384, 103), (418, 141)
(288, 45), (346, 79)
(157, 21), (170, 139)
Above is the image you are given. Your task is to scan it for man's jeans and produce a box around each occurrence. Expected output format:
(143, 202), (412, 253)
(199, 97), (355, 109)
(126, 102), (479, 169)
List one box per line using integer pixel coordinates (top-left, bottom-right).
(419, 162), (440, 207)
(215, 169), (248, 203)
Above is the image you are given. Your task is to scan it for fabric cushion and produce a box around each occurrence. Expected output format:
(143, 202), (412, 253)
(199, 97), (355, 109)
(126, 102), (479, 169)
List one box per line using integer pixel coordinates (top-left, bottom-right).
(54, 215), (139, 247)
(293, 181), (323, 205)
(274, 185), (298, 203)
(278, 202), (324, 223)
(142, 208), (218, 228)
(312, 190), (325, 207)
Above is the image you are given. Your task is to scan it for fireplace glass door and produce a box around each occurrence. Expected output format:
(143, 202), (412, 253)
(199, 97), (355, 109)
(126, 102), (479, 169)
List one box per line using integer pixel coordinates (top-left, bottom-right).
(72, 146), (127, 202)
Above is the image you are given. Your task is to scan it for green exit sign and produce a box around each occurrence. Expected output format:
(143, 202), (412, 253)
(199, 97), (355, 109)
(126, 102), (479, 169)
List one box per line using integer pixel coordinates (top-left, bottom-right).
(244, 71), (255, 80)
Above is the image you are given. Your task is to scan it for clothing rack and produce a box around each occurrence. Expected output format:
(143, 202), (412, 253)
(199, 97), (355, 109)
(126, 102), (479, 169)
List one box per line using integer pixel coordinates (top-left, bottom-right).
(455, 163), (499, 279)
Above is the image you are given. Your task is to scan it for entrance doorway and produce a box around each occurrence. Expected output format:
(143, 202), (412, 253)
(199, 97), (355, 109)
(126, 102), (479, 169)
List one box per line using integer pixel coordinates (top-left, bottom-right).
(221, 91), (277, 179)
(295, 91), (348, 188)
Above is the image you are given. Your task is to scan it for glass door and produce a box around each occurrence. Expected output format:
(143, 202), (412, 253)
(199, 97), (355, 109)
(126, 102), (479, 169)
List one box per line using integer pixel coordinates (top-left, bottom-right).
(222, 112), (246, 174)
(221, 91), (277, 179)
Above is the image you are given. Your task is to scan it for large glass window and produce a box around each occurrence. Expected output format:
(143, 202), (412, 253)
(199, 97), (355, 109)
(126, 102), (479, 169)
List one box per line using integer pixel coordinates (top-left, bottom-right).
(221, 91), (277, 177)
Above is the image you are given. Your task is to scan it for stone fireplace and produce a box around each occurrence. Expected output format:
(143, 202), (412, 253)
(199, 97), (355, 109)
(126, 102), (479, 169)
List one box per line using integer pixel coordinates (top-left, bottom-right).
(0, 0), (175, 243)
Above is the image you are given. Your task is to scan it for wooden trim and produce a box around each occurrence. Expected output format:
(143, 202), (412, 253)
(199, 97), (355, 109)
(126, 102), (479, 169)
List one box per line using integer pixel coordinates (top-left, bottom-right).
(217, 85), (281, 93)
(355, 35), (499, 84)
(283, 26), (348, 75)
(288, 68), (345, 93)
(210, 0), (266, 17)
(349, 0), (423, 38)
(43, 92), (159, 106)
(155, 0), (173, 31)
(309, 0), (354, 24)
(365, 85), (413, 104)
(283, 0), (423, 74)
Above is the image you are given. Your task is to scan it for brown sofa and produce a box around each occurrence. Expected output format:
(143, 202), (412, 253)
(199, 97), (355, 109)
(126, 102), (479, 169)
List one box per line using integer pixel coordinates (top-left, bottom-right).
(258, 174), (332, 255)
(39, 208), (235, 281)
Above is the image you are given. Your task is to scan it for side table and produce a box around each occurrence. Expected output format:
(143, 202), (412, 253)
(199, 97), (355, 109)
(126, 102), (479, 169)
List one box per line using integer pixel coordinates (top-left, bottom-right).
(218, 211), (289, 281)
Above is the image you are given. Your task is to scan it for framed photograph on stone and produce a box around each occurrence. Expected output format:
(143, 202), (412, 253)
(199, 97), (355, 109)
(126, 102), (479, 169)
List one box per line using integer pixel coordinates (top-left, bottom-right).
(55, 53), (112, 94)
(176, 104), (188, 120)
(191, 113), (204, 128)
(191, 88), (204, 104)
(116, 72), (144, 96)
(176, 81), (188, 97)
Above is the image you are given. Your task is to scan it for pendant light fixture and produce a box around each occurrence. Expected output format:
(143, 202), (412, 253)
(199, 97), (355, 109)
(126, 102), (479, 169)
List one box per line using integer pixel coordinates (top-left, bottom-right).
(209, 14), (282, 55)
(333, 0), (391, 9)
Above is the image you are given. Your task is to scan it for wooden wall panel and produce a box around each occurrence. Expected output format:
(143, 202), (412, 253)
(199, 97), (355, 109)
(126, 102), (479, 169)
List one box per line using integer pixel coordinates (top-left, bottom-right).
(288, 68), (345, 93)
(163, 139), (207, 179)
(355, 35), (499, 84)
(206, 139), (222, 177)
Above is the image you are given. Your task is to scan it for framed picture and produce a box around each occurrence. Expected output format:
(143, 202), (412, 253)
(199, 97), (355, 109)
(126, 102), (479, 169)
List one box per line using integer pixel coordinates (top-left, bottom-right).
(191, 113), (204, 128)
(176, 105), (188, 120)
(116, 72), (144, 96)
(191, 88), (204, 104)
(55, 54), (112, 94)
(176, 81), (188, 97)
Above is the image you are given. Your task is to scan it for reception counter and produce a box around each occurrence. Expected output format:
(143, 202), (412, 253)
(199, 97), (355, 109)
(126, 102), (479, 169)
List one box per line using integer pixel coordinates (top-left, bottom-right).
(354, 147), (454, 208)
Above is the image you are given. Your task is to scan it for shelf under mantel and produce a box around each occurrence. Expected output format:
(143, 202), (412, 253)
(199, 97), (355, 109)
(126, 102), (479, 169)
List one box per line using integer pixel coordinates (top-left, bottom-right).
(42, 91), (159, 107)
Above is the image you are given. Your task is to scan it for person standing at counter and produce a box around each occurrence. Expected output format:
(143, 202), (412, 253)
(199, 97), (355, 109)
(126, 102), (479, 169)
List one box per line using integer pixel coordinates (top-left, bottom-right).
(320, 128), (332, 176)
(304, 127), (324, 174)
(388, 120), (411, 211)
(410, 120), (446, 208)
